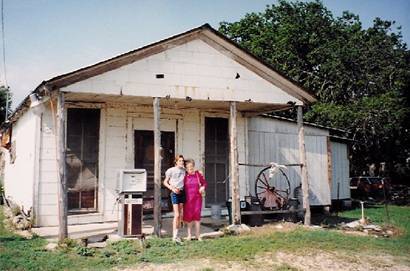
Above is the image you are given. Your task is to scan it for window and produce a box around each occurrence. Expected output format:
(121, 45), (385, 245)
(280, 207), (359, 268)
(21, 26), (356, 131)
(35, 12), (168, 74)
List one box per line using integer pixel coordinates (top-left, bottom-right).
(66, 108), (100, 213)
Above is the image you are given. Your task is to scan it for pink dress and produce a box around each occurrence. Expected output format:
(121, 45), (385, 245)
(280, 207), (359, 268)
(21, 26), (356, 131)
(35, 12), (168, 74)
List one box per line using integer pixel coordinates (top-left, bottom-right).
(183, 171), (207, 222)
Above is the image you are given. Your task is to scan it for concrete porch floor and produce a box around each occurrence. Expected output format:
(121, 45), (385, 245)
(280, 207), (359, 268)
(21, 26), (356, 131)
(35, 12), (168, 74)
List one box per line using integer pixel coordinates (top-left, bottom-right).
(32, 216), (229, 241)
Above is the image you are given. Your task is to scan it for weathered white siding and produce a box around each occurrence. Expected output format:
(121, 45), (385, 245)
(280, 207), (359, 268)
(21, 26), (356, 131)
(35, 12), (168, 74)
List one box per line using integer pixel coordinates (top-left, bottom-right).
(37, 106), (59, 226)
(101, 106), (126, 222)
(237, 116), (248, 199)
(3, 109), (38, 212)
(61, 39), (300, 105)
(107, 104), (248, 220)
(331, 141), (350, 200)
(247, 117), (331, 206)
(7, 103), (349, 226)
(33, 102), (248, 226)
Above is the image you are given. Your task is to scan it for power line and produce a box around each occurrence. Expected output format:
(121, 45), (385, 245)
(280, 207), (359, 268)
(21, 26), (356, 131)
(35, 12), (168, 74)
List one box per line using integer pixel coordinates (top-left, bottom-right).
(1, 0), (7, 87)
(1, 0), (10, 121)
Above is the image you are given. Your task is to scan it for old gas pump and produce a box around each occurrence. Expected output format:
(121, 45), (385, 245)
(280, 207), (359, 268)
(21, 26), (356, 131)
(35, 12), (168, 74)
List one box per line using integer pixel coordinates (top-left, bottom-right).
(117, 169), (147, 237)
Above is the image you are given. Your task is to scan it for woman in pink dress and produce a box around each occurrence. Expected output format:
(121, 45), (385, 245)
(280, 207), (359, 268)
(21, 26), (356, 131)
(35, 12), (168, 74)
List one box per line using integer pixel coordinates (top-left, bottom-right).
(183, 158), (207, 241)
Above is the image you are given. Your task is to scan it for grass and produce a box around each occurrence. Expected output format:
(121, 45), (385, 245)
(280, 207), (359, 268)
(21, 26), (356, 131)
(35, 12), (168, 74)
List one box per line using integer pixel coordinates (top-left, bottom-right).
(0, 208), (142, 270)
(138, 205), (410, 264)
(0, 204), (409, 270)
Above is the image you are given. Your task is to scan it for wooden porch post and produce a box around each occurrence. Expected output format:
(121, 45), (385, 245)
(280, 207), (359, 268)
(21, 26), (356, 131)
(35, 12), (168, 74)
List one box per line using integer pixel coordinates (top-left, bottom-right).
(57, 92), (68, 241)
(153, 97), (162, 236)
(297, 105), (311, 226)
(229, 101), (241, 225)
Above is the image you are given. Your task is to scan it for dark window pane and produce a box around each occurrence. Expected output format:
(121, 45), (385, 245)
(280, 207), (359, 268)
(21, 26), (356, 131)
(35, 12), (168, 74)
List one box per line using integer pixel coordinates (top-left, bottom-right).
(68, 191), (80, 209)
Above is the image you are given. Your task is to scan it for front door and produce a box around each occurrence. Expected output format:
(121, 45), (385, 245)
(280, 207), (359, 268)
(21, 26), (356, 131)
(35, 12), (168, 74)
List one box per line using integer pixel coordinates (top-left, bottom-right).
(134, 130), (175, 212)
(66, 108), (100, 213)
(204, 117), (229, 206)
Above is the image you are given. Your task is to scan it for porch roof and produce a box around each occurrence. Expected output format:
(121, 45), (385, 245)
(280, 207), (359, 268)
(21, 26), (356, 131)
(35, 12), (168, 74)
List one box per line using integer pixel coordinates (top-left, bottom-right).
(64, 92), (293, 116)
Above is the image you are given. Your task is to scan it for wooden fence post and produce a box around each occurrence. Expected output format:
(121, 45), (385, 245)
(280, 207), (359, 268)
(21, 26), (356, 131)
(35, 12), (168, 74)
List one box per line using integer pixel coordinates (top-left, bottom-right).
(153, 97), (162, 236)
(230, 101), (241, 225)
(297, 105), (311, 226)
(57, 92), (68, 241)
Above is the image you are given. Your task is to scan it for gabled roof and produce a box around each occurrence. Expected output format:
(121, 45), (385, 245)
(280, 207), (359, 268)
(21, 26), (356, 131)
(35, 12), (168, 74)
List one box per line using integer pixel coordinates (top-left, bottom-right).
(7, 23), (317, 123)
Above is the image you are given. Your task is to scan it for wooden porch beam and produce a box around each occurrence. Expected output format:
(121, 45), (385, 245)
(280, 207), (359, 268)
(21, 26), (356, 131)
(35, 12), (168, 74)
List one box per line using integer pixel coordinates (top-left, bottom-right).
(229, 101), (241, 225)
(56, 91), (68, 242)
(297, 105), (311, 226)
(153, 97), (162, 236)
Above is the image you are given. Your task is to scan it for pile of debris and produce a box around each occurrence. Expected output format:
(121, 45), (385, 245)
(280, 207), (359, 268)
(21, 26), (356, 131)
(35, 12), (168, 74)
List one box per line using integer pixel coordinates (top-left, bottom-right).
(336, 200), (397, 238)
(2, 197), (33, 231)
(339, 219), (396, 238)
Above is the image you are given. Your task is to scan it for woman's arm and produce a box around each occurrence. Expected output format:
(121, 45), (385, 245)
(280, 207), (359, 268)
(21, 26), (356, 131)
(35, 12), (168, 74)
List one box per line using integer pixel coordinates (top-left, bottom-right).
(163, 176), (177, 193)
(198, 171), (208, 188)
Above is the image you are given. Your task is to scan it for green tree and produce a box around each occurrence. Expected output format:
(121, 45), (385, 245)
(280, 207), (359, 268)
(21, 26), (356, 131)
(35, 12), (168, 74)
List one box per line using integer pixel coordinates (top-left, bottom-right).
(219, 0), (410, 180)
(0, 85), (11, 124)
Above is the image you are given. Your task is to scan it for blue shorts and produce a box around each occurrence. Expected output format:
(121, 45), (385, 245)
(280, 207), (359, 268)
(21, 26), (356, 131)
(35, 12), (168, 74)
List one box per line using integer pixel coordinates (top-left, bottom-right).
(170, 190), (185, 205)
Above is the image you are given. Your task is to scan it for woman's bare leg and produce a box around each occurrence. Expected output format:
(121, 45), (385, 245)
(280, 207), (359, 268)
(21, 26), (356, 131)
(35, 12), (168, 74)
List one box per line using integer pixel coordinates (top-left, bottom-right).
(178, 204), (184, 227)
(195, 220), (201, 240)
(172, 204), (180, 240)
(186, 222), (192, 240)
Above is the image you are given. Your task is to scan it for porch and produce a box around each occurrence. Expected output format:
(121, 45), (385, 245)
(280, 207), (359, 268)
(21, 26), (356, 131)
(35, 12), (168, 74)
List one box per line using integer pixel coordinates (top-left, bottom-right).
(41, 91), (302, 239)
(32, 214), (227, 241)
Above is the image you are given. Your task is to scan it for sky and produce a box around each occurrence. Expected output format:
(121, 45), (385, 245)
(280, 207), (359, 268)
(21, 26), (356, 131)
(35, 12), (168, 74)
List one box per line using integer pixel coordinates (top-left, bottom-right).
(1, 0), (409, 109)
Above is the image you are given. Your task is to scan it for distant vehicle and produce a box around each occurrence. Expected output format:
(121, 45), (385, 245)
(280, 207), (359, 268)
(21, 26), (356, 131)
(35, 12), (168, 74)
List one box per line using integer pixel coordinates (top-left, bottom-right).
(390, 185), (410, 206)
(350, 176), (391, 200)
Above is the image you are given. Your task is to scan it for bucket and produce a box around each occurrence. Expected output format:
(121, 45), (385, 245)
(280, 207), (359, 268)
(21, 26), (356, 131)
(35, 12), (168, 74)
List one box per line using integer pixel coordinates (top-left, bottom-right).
(211, 204), (222, 220)
(226, 200), (232, 224)
(247, 203), (264, 227)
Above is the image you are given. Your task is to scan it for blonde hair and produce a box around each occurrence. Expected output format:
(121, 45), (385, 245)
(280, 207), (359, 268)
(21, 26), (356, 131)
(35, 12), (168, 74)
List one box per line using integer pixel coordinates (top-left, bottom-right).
(174, 154), (184, 165)
(184, 158), (195, 167)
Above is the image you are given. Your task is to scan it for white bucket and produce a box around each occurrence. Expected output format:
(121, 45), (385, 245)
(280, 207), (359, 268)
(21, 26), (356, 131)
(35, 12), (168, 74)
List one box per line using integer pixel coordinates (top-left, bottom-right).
(211, 204), (222, 220)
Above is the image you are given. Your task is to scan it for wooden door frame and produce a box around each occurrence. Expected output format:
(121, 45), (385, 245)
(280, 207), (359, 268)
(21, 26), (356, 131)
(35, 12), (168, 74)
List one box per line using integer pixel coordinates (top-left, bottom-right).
(125, 113), (182, 169)
(64, 103), (106, 219)
(200, 112), (230, 206)
(134, 129), (175, 212)
(127, 114), (180, 214)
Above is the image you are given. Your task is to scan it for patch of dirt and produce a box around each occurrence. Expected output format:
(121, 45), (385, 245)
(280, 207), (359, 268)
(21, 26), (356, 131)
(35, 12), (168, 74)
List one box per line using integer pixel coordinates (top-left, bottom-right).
(275, 250), (410, 271)
(245, 221), (301, 236)
(120, 259), (257, 271)
(120, 250), (410, 271)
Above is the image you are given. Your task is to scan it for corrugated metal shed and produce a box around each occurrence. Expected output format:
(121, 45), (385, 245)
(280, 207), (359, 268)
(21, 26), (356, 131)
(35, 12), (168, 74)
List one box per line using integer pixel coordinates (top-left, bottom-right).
(331, 141), (350, 200)
(247, 116), (336, 206)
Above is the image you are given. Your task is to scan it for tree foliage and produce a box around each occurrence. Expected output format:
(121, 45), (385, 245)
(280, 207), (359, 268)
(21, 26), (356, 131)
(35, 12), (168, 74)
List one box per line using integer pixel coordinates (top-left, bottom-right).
(0, 85), (11, 124)
(219, 0), (410, 178)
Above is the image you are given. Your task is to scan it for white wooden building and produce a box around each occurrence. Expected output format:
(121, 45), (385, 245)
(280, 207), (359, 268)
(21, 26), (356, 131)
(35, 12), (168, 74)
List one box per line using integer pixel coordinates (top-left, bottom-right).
(0, 24), (350, 229)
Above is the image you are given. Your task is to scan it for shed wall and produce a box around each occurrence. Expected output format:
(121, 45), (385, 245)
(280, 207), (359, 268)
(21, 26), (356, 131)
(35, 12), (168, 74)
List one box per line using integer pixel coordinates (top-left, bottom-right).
(247, 117), (331, 206)
(3, 109), (38, 211)
(331, 141), (350, 200)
